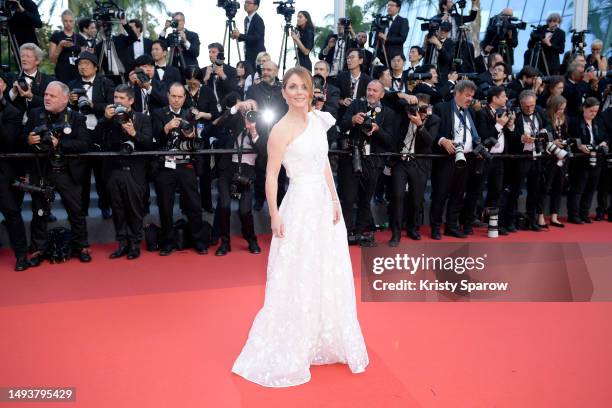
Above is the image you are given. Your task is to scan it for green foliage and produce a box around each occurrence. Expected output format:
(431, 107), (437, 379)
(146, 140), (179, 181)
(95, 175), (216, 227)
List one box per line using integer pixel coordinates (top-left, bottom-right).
(314, 0), (370, 52)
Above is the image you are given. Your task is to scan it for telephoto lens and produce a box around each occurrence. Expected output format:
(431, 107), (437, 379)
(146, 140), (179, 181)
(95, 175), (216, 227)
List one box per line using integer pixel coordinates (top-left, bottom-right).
(588, 146), (597, 167)
(486, 207), (499, 238)
(454, 143), (466, 168)
(119, 140), (135, 154)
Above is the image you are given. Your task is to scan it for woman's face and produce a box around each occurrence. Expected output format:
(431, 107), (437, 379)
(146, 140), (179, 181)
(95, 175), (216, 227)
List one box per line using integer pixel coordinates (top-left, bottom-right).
(556, 102), (566, 116)
(282, 73), (311, 110)
(552, 81), (564, 95)
(237, 64), (245, 77)
(187, 78), (201, 89)
(297, 12), (306, 28)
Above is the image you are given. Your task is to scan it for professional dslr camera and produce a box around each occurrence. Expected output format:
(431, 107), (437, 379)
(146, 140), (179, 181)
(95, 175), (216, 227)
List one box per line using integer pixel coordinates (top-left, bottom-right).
(230, 172), (253, 200)
(312, 74), (326, 104)
(217, 0), (240, 19)
(570, 29), (589, 55)
(532, 129), (549, 157)
(274, 0), (295, 22)
(168, 111), (203, 152)
(133, 68), (151, 85)
(339, 17), (352, 29)
(109, 104), (131, 124)
(418, 16), (442, 37)
(12, 179), (55, 217)
(31, 123), (70, 152)
(71, 88), (93, 115)
(402, 101), (429, 116)
(370, 13), (391, 33)
(406, 71), (432, 81)
(494, 14), (527, 37)
(0, 0), (18, 20)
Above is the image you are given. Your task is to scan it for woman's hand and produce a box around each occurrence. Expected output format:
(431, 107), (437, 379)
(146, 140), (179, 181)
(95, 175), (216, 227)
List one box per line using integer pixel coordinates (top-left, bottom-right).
(333, 202), (341, 225)
(271, 213), (285, 238)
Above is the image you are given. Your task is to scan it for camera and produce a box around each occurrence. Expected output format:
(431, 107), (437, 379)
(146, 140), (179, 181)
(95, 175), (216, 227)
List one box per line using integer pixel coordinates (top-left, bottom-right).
(213, 52), (225, 67)
(245, 110), (258, 123)
(570, 29), (589, 54)
(12, 180), (55, 217)
(111, 104), (131, 124)
(17, 76), (29, 92)
(339, 17), (352, 28)
(119, 139), (135, 154)
(370, 13), (390, 33)
(230, 172), (253, 200)
(134, 68), (150, 84)
(597, 144), (612, 168)
(546, 141), (568, 166)
(168, 112), (199, 151)
(217, 0), (240, 19)
(585, 68), (612, 79)
(274, 0), (295, 22)
(495, 107), (508, 118)
(313, 74), (325, 91)
(495, 15), (527, 37)
(418, 16), (442, 36)
(92, 0), (126, 22)
(0, 0), (18, 20)
(454, 142), (466, 168)
(71, 88), (93, 115)
(406, 72), (432, 81)
(529, 24), (548, 42)
(31, 124), (66, 151)
(403, 102), (428, 116)
(473, 143), (493, 162)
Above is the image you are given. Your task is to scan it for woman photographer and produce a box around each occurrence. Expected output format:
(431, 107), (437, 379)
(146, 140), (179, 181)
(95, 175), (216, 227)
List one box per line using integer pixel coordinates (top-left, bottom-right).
(537, 75), (564, 108)
(290, 11), (315, 72)
(235, 61), (252, 98)
(537, 95), (569, 228)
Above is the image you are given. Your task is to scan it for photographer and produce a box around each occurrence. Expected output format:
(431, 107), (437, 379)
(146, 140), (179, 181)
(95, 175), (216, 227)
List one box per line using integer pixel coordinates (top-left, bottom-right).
(48, 10), (87, 83)
(405, 46), (425, 76)
(435, 0), (478, 42)
(127, 19), (152, 63)
(376, 0), (409, 66)
(0, 81), (29, 271)
(204, 43), (238, 113)
(475, 52), (503, 86)
(525, 13), (566, 75)
(388, 93), (439, 245)
(502, 89), (548, 232)
(78, 18), (97, 52)
(102, 85), (153, 260)
(473, 85), (515, 235)
(430, 80), (481, 240)
(6, 43), (54, 120)
(291, 10), (315, 72)
(507, 66), (541, 102)
(213, 98), (265, 256)
(476, 61), (510, 100)
(423, 21), (454, 80)
(7, 0), (42, 47)
(129, 55), (168, 114)
(318, 18), (357, 78)
(151, 40), (182, 87)
(151, 82), (208, 256)
(338, 80), (394, 246)
(411, 64), (454, 105)
(537, 75), (564, 108)
(184, 66), (220, 213)
(567, 97), (608, 224)
(563, 61), (598, 118)
(389, 53), (409, 92)
(356, 31), (374, 74)
(67, 51), (115, 219)
(24, 81), (91, 266)
(94, 12), (138, 83)
(231, 0), (265, 71)
(243, 51), (271, 94)
(481, 8), (521, 69)
(336, 49), (371, 124)
(159, 12), (200, 69)
(313, 61), (340, 142)
(537, 95), (570, 228)
(246, 61), (288, 210)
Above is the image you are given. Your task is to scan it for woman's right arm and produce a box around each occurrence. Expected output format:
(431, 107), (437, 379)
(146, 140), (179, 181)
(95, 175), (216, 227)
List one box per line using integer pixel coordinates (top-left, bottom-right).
(266, 124), (288, 237)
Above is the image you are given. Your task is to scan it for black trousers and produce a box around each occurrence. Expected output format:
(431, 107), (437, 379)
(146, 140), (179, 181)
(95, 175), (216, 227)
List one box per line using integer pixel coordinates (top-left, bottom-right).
(154, 164), (206, 248)
(596, 165), (612, 216)
(503, 158), (543, 225)
(199, 155), (213, 212)
(389, 159), (430, 230)
(30, 171), (89, 252)
(0, 173), (28, 259)
(430, 155), (472, 229)
(483, 157), (505, 209)
(82, 158), (111, 215)
(107, 169), (146, 247)
(216, 163), (257, 243)
(567, 160), (602, 219)
(338, 156), (381, 233)
(538, 159), (566, 215)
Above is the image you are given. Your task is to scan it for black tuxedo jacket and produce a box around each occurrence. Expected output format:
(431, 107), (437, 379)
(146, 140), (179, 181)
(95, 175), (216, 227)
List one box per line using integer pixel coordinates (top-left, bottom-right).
(204, 63), (238, 106)
(128, 37), (153, 66)
(412, 81), (452, 106)
(7, 0), (42, 46)
(23, 108), (89, 183)
(68, 75), (116, 120)
(0, 101), (24, 177)
(379, 15), (409, 63)
(336, 71), (371, 120)
(318, 33), (357, 68)
(510, 108), (548, 154)
(239, 13), (266, 69)
(569, 116), (608, 149)
(389, 112), (440, 166)
(5, 71), (55, 115)
(475, 106), (514, 153)
(132, 80), (169, 114)
(154, 65), (182, 87)
(213, 110), (267, 170)
(563, 79), (597, 118)
(159, 29), (200, 68)
(184, 85), (220, 125)
(526, 28), (565, 74)
(101, 111), (153, 184)
(425, 38), (454, 78)
(95, 23), (139, 74)
(432, 101), (481, 155)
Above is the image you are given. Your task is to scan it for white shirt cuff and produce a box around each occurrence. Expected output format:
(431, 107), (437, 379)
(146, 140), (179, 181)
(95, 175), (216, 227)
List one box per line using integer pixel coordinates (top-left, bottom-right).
(184, 40), (191, 50)
(9, 89), (17, 101)
(495, 123), (504, 132)
(230, 105), (239, 115)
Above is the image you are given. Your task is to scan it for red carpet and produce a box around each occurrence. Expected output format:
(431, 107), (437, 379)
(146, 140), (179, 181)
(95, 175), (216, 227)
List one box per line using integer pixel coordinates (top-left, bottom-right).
(1, 221), (611, 407)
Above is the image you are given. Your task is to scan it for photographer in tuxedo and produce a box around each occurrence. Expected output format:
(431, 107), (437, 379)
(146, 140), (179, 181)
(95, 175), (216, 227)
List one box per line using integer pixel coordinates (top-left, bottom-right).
(204, 43), (238, 113)
(411, 64), (455, 105)
(376, 0), (409, 66)
(102, 85), (153, 260)
(159, 12), (201, 69)
(151, 83), (208, 256)
(338, 80), (395, 246)
(502, 89), (548, 232)
(507, 66), (542, 102)
(24, 81), (91, 266)
(0, 85), (29, 271)
(424, 21), (454, 80)
(563, 62), (598, 119)
(68, 52), (115, 219)
(231, 0), (266, 70)
(567, 97), (608, 224)
(525, 13), (565, 75)
(78, 18), (97, 52)
(318, 19), (357, 78)
(435, 0), (479, 41)
(430, 80), (481, 240)
(388, 93), (439, 246)
(481, 8), (520, 69)
(313, 61), (340, 143)
(151, 40), (182, 87)
(213, 98), (265, 256)
(129, 55), (169, 114)
(94, 15), (138, 83)
(127, 19), (152, 64)
(7, 0), (42, 47)
(336, 49), (371, 126)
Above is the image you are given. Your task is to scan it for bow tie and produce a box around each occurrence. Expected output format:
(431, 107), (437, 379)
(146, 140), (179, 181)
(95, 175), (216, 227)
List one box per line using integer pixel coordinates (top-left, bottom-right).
(156, 65), (166, 71)
(22, 74), (35, 80)
(82, 81), (93, 86)
(135, 39), (141, 42)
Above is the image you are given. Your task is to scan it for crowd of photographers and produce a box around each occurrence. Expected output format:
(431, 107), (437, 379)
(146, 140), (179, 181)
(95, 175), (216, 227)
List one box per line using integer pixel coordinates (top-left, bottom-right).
(0, 0), (611, 272)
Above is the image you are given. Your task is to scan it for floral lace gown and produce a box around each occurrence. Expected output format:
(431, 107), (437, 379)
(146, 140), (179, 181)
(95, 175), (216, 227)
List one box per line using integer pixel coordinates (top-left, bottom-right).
(231, 110), (369, 387)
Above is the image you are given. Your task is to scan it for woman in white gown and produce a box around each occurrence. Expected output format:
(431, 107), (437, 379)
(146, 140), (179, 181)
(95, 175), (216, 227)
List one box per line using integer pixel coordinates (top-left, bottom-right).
(232, 67), (369, 387)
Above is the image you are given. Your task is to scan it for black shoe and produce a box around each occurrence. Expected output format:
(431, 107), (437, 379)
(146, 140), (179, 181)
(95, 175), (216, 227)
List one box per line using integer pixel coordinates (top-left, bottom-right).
(463, 225), (474, 235)
(359, 232), (377, 247)
(15, 257), (29, 272)
(247, 240), (261, 254)
(595, 212), (604, 221)
(529, 223), (543, 232)
(550, 221), (565, 228)
(581, 216), (593, 224)
(209, 236), (219, 247)
(567, 217), (584, 224)
(109, 246), (129, 259)
(498, 227), (509, 236)
(75, 248), (92, 263)
(159, 246), (176, 256)
(29, 251), (46, 267)
(506, 224), (518, 233)
(253, 199), (264, 211)
(431, 227), (441, 240)
(215, 241), (231, 256)
(444, 228), (467, 239)
(127, 247), (141, 260)
(194, 244), (208, 255)
(101, 208), (113, 219)
(406, 228), (421, 241)
(388, 229), (401, 247)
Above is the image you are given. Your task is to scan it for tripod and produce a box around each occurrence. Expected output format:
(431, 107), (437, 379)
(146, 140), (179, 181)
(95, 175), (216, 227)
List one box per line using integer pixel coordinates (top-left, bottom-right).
(452, 4), (475, 71)
(97, 22), (126, 84)
(528, 40), (550, 76)
(278, 21), (295, 75)
(498, 40), (512, 67)
(167, 31), (187, 71)
(369, 29), (388, 77)
(222, 18), (242, 66)
(0, 20), (22, 72)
